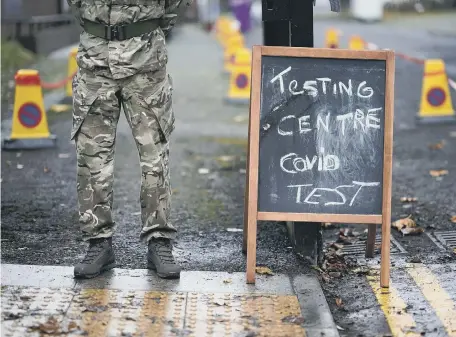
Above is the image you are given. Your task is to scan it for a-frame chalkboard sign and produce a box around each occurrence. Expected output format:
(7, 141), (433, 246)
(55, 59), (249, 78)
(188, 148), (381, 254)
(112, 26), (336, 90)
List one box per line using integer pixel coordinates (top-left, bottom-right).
(243, 46), (395, 288)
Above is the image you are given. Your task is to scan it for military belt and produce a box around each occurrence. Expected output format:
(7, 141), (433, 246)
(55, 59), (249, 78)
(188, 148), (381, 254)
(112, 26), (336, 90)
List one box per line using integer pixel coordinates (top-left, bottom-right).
(82, 18), (162, 41)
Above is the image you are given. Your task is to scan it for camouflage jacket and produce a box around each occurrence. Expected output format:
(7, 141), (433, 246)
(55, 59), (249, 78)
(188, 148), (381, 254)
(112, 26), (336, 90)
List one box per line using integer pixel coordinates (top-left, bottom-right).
(67, 0), (190, 79)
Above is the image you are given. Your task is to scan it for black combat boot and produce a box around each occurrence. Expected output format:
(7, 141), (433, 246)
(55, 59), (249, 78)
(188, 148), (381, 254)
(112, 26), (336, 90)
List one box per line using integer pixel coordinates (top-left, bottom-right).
(147, 238), (181, 279)
(74, 237), (116, 279)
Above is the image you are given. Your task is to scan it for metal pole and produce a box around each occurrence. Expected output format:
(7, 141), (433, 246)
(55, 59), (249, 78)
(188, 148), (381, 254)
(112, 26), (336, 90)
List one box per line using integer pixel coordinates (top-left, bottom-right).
(261, 0), (322, 266)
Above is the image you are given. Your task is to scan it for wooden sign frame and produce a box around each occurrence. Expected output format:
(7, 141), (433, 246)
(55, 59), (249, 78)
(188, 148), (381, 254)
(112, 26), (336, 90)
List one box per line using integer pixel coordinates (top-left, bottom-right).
(243, 46), (395, 288)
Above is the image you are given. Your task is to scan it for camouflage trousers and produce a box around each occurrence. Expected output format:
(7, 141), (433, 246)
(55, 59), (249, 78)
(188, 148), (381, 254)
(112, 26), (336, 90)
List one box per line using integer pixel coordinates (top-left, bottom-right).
(71, 66), (177, 244)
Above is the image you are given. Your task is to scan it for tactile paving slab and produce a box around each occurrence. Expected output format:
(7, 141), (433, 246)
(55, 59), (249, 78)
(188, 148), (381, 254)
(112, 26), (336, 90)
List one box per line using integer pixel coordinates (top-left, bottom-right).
(184, 292), (306, 337)
(1, 287), (306, 337)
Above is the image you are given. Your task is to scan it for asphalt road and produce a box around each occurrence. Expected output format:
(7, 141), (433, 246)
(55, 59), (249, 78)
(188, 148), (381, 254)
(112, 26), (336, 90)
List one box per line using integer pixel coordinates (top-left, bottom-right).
(2, 13), (456, 337)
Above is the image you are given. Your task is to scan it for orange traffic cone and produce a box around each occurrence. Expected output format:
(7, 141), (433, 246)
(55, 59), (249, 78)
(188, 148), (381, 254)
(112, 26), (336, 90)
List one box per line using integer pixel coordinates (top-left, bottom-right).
(2, 70), (57, 150)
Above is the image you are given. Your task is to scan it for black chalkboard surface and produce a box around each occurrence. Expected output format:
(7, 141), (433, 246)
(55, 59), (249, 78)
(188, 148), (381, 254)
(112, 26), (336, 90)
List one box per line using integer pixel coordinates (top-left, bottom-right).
(258, 56), (386, 215)
(243, 46), (395, 286)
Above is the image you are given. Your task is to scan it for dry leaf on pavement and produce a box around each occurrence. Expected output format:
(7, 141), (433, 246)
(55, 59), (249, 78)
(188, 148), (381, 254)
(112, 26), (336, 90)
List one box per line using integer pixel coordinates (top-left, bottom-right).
(400, 197), (417, 202)
(429, 169), (448, 177)
(429, 140), (445, 150)
(255, 266), (274, 275)
(451, 216), (456, 223)
(335, 298), (343, 307)
(392, 216), (424, 236)
(37, 317), (60, 334)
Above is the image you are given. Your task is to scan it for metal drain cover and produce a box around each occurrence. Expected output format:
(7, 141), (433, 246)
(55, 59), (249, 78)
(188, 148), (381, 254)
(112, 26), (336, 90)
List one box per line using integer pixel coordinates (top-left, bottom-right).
(339, 234), (406, 256)
(433, 231), (456, 249)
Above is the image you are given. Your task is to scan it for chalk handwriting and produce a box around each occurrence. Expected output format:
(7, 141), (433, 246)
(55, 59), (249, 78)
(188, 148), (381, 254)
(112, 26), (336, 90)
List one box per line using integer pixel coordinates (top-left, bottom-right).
(287, 181), (380, 206)
(280, 148), (340, 173)
(277, 108), (381, 136)
(270, 67), (374, 98)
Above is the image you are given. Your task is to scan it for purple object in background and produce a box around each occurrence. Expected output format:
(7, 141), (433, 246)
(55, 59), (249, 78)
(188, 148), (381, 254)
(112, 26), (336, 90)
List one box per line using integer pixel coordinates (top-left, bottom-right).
(229, 0), (252, 33)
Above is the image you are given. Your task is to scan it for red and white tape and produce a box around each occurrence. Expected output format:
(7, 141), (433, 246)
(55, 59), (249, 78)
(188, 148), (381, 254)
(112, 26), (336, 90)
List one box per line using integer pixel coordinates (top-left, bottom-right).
(364, 40), (456, 92)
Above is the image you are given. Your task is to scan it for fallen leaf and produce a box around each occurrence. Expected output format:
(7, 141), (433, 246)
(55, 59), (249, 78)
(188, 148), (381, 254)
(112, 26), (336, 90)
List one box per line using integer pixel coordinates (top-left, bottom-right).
(216, 155), (235, 162)
(223, 278), (232, 284)
(281, 316), (305, 324)
(400, 197), (417, 202)
(82, 305), (108, 313)
(429, 140), (445, 150)
(453, 248), (456, 254)
(198, 168), (210, 175)
(37, 317), (60, 334)
(58, 153), (70, 159)
(330, 243), (344, 250)
(213, 299), (226, 306)
(255, 266), (274, 275)
(429, 169), (448, 177)
(44, 167), (50, 173)
(66, 321), (79, 332)
(401, 227), (424, 236)
(322, 222), (335, 229)
(337, 235), (354, 245)
(392, 216), (415, 231)
(352, 267), (369, 275)
(226, 228), (243, 232)
(233, 115), (248, 123)
(50, 104), (71, 113)
(335, 298), (343, 307)
(451, 216), (456, 223)
(409, 256), (422, 263)
(392, 216), (424, 236)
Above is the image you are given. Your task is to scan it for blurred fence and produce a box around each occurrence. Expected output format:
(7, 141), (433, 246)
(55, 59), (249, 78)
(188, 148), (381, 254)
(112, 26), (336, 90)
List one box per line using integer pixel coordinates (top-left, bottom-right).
(1, 14), (80, 55)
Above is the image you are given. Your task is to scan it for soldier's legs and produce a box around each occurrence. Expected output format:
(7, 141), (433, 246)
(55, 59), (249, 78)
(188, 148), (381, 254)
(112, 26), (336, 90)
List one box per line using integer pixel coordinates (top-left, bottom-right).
(121, 69), (177, 243)
(72, 68), (121, 278)
(122, 68), (180, 278)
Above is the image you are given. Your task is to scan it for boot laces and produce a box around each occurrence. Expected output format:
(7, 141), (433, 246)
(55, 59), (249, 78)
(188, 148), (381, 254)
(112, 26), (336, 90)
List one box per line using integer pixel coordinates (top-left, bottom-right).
(153, 239), (176, 264)
(82, 239), (106, 263)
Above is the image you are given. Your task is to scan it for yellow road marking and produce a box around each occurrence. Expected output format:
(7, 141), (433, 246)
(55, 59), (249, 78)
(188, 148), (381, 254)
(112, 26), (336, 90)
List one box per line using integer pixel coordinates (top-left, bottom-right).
(367, 274), (421, 337)
(406, 264), (456, 337)
(70, 288), (112, 336)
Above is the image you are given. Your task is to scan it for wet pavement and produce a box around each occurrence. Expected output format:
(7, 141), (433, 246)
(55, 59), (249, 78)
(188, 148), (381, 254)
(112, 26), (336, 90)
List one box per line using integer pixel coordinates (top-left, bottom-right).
(2, 11), (456, 337)
(1, 264), (338, 337)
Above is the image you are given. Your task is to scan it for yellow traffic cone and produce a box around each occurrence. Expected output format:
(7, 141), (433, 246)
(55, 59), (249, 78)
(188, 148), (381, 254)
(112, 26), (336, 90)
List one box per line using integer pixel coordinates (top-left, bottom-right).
(224, 33), (245, 74)
(2, 70), (57, 150)
(349, 35), (365, 50)
(417, 59), (456, 124)
(220, 21), (240, 50)
(225, 47), (251, 104)
(215, 16), (232, 42)
(64, 47), (78, 101)
(325, 28), (340, 48)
